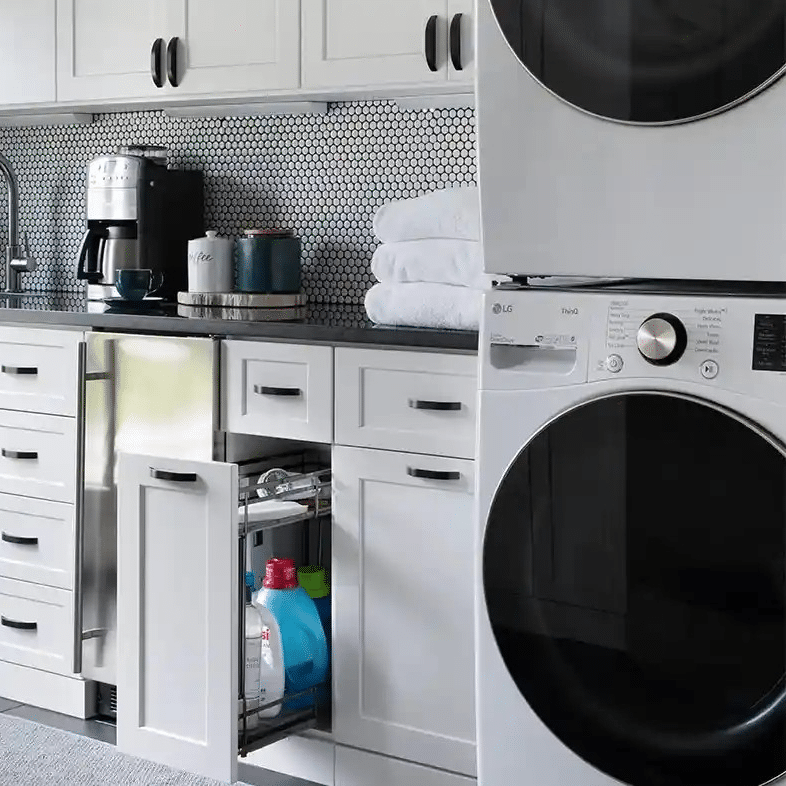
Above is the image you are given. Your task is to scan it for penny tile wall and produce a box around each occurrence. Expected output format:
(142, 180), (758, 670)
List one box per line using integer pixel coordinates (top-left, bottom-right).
(0, 101), (476, 304)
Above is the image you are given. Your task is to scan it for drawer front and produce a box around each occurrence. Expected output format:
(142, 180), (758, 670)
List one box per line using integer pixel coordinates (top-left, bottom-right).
(0, 326), (81, 416)
(0, 576), (72, 674)
(336, 747), (476, 786)
(0, 495), (74, 589)
(0, 410), (77, 503)
(334, 348), (477, 458)
(223, 340), (333, 443)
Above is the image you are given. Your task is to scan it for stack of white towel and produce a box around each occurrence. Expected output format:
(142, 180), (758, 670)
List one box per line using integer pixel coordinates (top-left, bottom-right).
(365, 186), (497, 331)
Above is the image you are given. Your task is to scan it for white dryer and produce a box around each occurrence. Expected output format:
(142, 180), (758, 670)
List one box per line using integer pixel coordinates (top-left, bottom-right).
(476, 283), (786, 786)
(477, 0), (786, 281)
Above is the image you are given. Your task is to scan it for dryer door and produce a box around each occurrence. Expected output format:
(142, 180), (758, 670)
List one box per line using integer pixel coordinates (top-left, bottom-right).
(488, 0), (786, 123)
(483, 391), (786, 786)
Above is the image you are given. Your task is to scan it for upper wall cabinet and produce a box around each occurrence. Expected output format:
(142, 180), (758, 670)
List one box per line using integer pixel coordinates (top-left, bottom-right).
(56, 0), (172, 101)
(301, 0), (473, 89)
(0, 0), (56, 106)
(57, 0), (300, 102)
(171, 0), (300, 95)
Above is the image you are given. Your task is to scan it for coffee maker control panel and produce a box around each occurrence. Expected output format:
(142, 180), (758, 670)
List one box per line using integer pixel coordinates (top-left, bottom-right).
(88, 156), (144, 189)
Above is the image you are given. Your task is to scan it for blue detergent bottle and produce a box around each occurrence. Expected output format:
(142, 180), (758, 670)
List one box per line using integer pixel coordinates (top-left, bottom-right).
(297, 565), (331, 704)
(254, 558), (328, 712)
(296, 566), (331, 659)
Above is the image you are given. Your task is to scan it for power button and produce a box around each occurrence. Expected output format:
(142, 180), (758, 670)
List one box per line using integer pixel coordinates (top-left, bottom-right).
(700, 359), (719, 379)
(606, 354), (624, 373)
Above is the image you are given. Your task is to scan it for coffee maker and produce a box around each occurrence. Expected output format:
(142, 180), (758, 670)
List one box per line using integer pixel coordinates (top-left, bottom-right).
(77, 146), (204, 301)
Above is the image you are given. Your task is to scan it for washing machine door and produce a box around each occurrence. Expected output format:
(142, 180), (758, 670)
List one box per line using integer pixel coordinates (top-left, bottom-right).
(483, 391), (786, 786)
(488, 0), (786, 123)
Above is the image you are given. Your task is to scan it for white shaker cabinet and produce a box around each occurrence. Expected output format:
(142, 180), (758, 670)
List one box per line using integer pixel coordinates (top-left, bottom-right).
(56, 0), (172, 101)
(301, 0), (449, 89)
(116, 452), (238, 783)
(332, 445), (477, 777)
(171, 0), (300, 95)
(0, 0), (56, 105)
(57, 0), (300, 102)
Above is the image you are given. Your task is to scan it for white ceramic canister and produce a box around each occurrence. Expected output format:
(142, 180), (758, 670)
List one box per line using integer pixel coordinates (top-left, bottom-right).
(187, 231), (234, 292)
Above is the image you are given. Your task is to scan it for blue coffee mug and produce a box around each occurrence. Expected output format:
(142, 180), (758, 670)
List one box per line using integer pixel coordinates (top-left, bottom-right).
(115, 269), (163, 301)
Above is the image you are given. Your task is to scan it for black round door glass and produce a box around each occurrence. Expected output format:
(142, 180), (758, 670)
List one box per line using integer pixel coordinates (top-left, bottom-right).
(489, 0), (786, 122)
(484, 394), (786, 786)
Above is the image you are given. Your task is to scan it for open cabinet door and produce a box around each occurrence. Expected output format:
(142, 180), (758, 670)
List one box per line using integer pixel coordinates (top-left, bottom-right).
(117, 452), (238, 783)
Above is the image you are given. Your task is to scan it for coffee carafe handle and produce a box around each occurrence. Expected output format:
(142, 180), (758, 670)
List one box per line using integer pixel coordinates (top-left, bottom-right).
(76, 230), (103, 283)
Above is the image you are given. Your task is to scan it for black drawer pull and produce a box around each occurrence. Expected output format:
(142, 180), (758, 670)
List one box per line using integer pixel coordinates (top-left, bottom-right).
(2, 449), (37, 460)
(424, 15), (438, 72)
(1, 616), (37, 631)
(151, 37), (164, 87)
(1, 365), (37, 375)
(407, 466), (461, 481)
(450, 13), (463, 71)
(2, 532), (38, 546)
(167, 36), (180, 87)
(408, 398), (461, 411)
(254, 385), (302, 397)
(150, 468), (197, 483)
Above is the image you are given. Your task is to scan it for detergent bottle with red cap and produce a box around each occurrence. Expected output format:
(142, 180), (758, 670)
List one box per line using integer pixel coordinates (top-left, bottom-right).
(253, 558), (328, 711)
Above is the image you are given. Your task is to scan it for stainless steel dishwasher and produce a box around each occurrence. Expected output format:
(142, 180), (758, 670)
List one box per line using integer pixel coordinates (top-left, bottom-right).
(75, 332), (218, 708)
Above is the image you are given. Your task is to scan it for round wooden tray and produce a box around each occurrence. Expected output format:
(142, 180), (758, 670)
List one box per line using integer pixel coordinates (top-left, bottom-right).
(177, 304), (306, 321)
(177, 291), (306, 308)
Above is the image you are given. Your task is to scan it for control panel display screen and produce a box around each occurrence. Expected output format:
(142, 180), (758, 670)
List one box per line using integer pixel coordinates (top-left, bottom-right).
(753, 314), (786, 371)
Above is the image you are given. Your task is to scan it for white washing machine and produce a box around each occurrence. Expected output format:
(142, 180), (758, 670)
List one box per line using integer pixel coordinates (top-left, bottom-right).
(477, 0), (786, 281)
(476, 282), (786, 786)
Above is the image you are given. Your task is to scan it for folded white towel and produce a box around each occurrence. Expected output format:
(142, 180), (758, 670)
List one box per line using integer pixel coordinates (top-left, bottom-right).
(365, 282), (482, 331)
(371, 239), (498, 289)
(373, 186), (480, 243)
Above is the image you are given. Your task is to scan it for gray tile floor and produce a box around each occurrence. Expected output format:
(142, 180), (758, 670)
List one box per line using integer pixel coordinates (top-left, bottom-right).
(0, 697), (318, 786)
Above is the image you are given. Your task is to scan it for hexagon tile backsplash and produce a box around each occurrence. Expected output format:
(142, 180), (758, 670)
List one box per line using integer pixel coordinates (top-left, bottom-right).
(0, 101), (476, 305)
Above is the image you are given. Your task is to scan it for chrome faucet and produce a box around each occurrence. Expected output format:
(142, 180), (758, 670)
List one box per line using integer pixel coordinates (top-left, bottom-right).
(0, 152), (35, 293)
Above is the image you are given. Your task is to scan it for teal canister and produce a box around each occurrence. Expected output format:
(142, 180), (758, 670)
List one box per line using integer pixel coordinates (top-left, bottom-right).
(236, 229), (302, 293)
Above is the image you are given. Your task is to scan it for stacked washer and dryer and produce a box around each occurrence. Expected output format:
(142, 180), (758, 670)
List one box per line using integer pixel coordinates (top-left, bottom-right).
(475, 2), (786, 786)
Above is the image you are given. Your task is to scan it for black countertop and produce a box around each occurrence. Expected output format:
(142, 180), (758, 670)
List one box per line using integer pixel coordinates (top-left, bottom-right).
(0, 292), (477, 352)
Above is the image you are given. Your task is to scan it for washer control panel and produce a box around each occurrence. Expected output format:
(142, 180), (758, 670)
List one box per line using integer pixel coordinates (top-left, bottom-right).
(752, 314), (786, 372)
(481, 288), (786, 393)
(594, 298), (727, 381)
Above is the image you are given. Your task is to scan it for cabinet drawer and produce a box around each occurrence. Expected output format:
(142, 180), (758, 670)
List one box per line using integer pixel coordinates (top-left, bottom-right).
(0, 495), (74, 589)
(334, 348), (477, 458)
(0, 410), (77, 503)
(336, 747), (476, 786)
(223, 340), (333, 443)
(0, 326), (81, 416)
(0, 576), (71, 674)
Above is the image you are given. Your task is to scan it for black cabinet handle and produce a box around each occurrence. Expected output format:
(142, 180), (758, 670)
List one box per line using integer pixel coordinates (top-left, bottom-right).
(450, 13), (463, 70)
(1, 616), (37, 631)
(1, 449), (37, 460)
(254, 385), (302, 397)
(2, 532), (38, 546)
(1, 365), (37, 375)
(425, 15), (438, 72)
(408, 398), (461, 411)
(150, 468), (197, 483)
(407, 466), (461, 481)
(167, 37), (180, 87)
(151, 38), (165, 87)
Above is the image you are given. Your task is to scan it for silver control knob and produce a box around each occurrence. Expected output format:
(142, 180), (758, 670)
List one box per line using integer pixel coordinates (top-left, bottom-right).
(636, 313), (687, 366)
